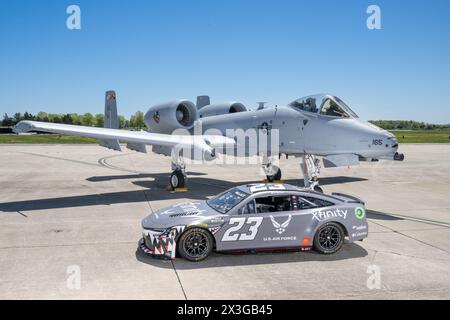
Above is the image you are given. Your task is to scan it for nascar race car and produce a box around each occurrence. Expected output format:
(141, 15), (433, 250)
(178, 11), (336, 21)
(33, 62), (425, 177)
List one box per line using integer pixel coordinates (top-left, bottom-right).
(139, 183), (368, 261)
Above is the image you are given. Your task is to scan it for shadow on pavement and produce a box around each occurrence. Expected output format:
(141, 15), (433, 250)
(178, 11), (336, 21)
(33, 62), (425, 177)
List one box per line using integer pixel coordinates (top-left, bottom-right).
(367, 210), (404, 221)
(135, 242), (368, 269)
(0, 175), (367, 212)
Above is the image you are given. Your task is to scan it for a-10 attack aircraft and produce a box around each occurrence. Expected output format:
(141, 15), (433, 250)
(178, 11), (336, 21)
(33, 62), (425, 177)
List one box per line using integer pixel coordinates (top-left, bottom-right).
(14, 91), (404, 191)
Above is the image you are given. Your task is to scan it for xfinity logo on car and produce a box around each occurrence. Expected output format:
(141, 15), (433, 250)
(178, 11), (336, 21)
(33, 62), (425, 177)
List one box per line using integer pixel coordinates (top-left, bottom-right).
(312, 208), (348, 221)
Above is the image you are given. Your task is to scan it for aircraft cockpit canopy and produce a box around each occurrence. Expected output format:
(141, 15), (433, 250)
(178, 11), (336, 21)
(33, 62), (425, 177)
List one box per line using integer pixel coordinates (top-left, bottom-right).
(289, 94), (358, 118)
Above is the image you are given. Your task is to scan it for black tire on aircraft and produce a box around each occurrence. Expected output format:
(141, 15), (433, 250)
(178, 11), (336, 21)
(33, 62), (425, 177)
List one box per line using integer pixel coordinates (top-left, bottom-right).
(313, 222), (345, 254)
(178, 228), (214, 262)
(170, 170), (185, 189)
(266, 166), (282, 182)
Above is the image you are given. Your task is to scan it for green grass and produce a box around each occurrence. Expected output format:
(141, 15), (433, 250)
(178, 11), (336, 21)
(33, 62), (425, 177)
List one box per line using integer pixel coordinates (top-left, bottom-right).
(1, 131), (450, 144)
(0, 134), (97, 144)
(391, 130), (450, 143)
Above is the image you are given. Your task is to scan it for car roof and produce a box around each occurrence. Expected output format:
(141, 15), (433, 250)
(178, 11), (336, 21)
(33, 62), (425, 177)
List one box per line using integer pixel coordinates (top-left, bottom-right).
(237, 183), (314, 195)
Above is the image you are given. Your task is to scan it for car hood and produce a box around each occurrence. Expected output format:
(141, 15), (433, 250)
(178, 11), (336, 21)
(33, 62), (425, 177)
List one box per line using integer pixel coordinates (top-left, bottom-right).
(141, 200), (221, 229)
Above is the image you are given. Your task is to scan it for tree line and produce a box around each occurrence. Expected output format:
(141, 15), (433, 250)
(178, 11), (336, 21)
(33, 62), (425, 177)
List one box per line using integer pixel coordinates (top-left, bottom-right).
(368, 120), (450, 131)
(2, 111), (146, 129)
(2, 112), (449, 131)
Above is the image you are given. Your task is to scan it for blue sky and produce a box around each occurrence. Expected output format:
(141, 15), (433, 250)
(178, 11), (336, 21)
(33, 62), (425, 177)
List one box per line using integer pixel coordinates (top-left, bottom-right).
(0, 0), (449, 123)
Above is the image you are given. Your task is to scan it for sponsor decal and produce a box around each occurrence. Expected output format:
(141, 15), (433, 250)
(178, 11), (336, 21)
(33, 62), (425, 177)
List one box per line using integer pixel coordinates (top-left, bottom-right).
(169, 211), (199, 218)
(352, 225), (367, 231)
(208, 226), (221, 235)
(157, 202), (206, 218)
(209, 217), (225, 224)
(351, 231), (368, 238)
(153, 111), (160, 123)
(355, 207), (366, 219)
(270, 215), (292, 234)
(263, 236), (297, 242)
(312, 208), (347, 221)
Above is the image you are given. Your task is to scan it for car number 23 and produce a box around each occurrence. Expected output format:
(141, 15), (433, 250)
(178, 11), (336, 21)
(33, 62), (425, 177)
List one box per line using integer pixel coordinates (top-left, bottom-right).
(221, 217), (263, 241)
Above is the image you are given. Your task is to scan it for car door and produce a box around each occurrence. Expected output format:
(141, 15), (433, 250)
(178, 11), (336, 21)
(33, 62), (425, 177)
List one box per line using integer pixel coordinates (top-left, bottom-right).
(215, 195), (264, 251)
(252, 192), (301, 249)
(215, 192), (301, 251)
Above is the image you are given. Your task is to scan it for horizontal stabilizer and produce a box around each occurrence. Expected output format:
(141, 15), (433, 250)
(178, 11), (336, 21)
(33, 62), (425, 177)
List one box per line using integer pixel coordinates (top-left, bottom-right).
(323, 154), (359, 168)
(126, 142), (147, 153)
(99, 139), (121, 151)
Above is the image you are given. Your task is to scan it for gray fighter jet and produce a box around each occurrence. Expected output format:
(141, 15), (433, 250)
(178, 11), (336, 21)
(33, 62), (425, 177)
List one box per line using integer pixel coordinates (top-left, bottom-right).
(14, 91), (404, 191)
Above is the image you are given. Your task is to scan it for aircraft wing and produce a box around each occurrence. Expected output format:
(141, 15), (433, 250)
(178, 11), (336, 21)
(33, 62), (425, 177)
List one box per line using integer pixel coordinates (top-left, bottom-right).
(13, 120), (235, 158)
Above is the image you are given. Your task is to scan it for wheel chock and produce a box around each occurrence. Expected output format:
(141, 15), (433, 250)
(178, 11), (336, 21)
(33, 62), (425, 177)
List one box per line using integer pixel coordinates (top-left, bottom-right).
(262, 179), (285, 184)
(166, 185), (188, 192)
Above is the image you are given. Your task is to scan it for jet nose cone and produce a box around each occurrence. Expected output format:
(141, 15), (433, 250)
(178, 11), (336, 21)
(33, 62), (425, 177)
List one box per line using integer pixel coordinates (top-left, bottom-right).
(386, 133), (398, 149)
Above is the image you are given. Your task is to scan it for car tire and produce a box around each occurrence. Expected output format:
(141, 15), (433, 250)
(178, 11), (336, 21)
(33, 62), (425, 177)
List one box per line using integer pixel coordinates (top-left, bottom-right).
(266, 166), (282, 182)
(313, 222), (345, 254)
(178, 228), (213, 262)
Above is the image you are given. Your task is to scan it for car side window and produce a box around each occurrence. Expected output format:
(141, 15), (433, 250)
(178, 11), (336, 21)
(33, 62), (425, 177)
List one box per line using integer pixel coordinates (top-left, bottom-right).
(302, 196), (334, 208)
(291, 194), (316, 210)
(238, 200), (256, 215)
(254, 195), (292, 213)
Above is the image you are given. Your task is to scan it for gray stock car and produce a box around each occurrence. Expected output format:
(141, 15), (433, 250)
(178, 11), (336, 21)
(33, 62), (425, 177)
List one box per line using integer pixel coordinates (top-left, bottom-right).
(139, 183), (368, 261)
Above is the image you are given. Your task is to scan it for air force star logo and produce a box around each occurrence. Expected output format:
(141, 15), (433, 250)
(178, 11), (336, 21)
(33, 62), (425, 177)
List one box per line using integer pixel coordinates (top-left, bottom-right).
(270, 215), (292, 234)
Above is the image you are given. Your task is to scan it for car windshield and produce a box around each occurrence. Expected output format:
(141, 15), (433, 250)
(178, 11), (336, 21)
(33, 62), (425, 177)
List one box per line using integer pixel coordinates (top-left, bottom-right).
(207, 188), (249, 214)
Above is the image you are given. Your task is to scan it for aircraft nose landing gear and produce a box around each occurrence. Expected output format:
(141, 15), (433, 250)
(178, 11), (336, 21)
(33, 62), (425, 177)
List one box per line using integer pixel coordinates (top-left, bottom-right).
(301, 154), (323, 193)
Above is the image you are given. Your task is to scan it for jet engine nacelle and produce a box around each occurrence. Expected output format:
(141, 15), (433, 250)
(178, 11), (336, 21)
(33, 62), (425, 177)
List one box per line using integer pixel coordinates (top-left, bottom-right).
(144, 99), (198, 134)
(198, 102), (247, 118)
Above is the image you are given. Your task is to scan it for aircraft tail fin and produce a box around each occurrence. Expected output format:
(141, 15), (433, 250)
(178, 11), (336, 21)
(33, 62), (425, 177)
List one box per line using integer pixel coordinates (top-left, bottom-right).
(99, 90), (121, 151)
(196, 95), (210, 109)
(104, 90), (119, 129)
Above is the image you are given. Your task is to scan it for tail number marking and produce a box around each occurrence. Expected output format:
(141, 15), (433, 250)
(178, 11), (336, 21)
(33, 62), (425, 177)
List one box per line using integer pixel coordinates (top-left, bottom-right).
(222, 217), (263, 241)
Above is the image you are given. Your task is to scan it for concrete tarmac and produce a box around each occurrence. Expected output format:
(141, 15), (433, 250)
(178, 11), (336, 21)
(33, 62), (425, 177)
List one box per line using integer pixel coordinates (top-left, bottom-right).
(0, 144), (449, 299)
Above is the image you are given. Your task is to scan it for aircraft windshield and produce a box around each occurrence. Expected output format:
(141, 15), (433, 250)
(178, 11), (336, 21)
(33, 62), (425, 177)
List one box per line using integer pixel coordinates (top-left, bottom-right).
(289, 94), (358, 118)
(288, 95), (322, 113)
(327, 96), (358, 118)
(207, 188), (249, 214)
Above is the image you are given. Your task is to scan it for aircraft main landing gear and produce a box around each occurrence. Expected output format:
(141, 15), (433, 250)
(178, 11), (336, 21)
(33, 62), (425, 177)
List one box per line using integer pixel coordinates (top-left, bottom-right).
(170, 169), (186, 189)
(301, 154), (323, 193)
(169, 148), (187, 190)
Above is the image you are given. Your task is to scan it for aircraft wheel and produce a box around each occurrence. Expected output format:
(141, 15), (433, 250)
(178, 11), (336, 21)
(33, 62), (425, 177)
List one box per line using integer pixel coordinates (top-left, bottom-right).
(170, 170), (185, 189)
(313, 185), (323, 193)
(178, 228), (213, 262)
(266, 166), (281, 182)
(313, 222), (345, 254)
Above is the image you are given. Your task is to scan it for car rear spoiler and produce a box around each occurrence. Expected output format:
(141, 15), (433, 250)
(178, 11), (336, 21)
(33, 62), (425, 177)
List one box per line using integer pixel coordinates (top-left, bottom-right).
(331, 193), (365, 205)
